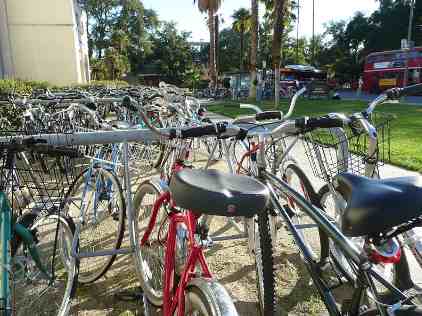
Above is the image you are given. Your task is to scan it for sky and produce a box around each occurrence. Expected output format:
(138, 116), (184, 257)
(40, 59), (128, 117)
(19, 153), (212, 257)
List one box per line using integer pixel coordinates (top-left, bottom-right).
(143, 0), (380, 41)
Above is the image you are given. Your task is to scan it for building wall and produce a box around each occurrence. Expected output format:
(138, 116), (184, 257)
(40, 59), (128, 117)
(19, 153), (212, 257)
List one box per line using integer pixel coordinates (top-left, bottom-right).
(0, 0), (89, 85)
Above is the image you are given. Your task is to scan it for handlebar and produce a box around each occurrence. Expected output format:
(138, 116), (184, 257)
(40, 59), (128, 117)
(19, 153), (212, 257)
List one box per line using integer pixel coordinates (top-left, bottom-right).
(295, 116), (344, 130)
(366, 83), (422, 115)
(240, 104), (263, 113)
(239, 85), (308, 121)
(138, 108), (246, 140)
(255, 111), (283, 121)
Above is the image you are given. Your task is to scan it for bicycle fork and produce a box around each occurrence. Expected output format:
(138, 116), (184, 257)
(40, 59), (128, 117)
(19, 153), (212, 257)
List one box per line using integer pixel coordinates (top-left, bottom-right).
(0, 192), (12, 315)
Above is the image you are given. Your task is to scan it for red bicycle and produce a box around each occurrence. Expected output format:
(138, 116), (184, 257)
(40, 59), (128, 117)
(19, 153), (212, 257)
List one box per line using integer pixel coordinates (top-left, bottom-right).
(132, 122), (269, 315)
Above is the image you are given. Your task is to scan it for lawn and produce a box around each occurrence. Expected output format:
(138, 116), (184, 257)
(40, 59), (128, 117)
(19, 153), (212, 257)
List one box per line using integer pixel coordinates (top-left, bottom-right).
(207, 99), (422, 173)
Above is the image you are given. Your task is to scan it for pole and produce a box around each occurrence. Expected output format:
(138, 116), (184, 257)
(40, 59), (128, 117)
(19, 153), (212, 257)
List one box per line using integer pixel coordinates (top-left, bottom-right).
(312, 0), (315, 65)
(296, 0), (299, 64)
(403, 0), (415, 88)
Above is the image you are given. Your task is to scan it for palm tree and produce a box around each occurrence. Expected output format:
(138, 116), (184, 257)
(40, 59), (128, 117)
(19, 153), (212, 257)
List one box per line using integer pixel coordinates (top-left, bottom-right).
(194, 0), (222, 89)
(250, 0), (259, 100)
(264, 0), (289, 106)
(232, 8), (252, 73)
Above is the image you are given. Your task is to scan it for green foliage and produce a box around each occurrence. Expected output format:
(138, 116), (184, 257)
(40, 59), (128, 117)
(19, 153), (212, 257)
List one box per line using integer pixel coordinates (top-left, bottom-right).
(232, 8), (252, 71)
(0, 79), (128, 95)
(91, 49), (130, 80)
(184, 66), (202, 91)
(80, 0), (195, 83)
(71, 80), (129, 89)
(218, 28), (249, 73)
(143, 22), (194, 84)
(0, 79), (51, 96)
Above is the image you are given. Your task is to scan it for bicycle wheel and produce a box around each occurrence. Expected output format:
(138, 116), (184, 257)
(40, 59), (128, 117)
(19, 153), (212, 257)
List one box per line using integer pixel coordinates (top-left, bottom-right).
(131, 180), (168, 306)
(318, 184), (422, 302)
(184, 280), (239, 315)
(283, 164), (326, 261)
(255, 209), (278, 316)
(62, 166), (126, 283)
(360, 306), (422, 316)
(11, 212), (77, 316)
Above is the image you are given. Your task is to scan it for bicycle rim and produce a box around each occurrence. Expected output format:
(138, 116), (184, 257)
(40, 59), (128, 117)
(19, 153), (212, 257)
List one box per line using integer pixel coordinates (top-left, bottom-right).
(185, 280), (238, 316)
(318, 184), (396, 295)
(132, 181), (167, 306)
(62, 167), (126, 283)
(11, 214), (76, 316)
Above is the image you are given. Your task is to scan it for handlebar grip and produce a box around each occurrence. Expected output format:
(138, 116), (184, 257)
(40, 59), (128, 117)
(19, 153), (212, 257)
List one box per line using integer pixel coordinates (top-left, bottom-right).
(386, 83), (422, 99)
(255, 111), (282, 121)
(296, 116), (344, 130)
(177, 124), (226, 139)
(122, 96), (139, 112)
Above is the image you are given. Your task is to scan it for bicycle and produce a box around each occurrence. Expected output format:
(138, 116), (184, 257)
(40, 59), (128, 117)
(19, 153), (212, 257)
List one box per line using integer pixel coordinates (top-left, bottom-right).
(229, 108), (422, 315)
(133, 117), (257, 315)
(302, 86), (422, 302)
(0, 134), (78, 316)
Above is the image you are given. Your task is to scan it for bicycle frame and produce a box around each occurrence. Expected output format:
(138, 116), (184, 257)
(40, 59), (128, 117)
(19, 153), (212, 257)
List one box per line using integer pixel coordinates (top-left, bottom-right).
(249, 132), (410, 315)
(0, 191), (12, 315)
(140, 191), (212, 315)
(140, 163), (213, 316)
(0, 154), (58, 316)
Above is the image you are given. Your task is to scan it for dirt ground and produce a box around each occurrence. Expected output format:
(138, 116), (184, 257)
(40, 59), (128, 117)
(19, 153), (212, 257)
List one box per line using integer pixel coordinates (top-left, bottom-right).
(68, 156), (330, 316)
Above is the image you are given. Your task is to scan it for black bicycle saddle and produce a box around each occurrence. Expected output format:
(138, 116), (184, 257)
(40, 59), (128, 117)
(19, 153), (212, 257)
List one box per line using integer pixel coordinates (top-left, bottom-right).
(334, 173), (422, 237)
(170, 168), (269, 218)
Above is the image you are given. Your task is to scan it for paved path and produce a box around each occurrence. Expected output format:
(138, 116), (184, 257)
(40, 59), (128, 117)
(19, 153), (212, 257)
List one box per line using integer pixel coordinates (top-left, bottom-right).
(206, 110), (422, 286)
(340, 90), (422, 105)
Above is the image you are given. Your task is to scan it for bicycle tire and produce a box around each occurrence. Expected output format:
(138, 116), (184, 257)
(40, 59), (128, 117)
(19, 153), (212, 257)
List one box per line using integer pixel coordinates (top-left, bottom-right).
(62, 166), (126, 283)
(185, 280), (238, 316)
(318, 184), (422, 304)
(131, 180), (167, 306)
(11, 212), (77, 316)
(284, 164), (327, 261)
(185, 279), (239, 316)
(360, 306), (422, 316)
(255, 208), (277, 316)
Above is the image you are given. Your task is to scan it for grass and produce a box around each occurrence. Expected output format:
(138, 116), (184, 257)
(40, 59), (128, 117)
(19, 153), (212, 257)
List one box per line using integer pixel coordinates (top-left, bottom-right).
(207, 99), (422, 173)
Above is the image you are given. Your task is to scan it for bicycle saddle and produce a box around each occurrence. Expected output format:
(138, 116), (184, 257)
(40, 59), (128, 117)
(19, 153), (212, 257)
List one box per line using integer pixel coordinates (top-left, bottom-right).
(170, 169), (269, 218)
(334, 173), (422, 237)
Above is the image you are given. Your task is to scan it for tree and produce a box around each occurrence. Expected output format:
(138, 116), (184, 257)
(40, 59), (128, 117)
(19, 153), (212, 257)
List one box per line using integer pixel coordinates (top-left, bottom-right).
(194, 0), (223, 89)
(218, 28), (248, 73)
(144, 22), (194, 84)
(184, 65), (202, 92)
(265, 0), (290, 106)
(250, 0), (259, 100)
(232, 8), (252, 72)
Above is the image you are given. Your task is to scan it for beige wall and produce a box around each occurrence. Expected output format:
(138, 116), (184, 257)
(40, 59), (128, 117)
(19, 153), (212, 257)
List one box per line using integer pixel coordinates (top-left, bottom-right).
(1, 0), (89, 85)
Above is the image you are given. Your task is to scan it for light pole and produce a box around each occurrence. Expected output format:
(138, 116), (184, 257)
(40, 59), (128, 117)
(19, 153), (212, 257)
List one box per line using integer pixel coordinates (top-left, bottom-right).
(403, 0), (415, 88)
(296, 0), (300, 64)
(312, 0), (315, 65)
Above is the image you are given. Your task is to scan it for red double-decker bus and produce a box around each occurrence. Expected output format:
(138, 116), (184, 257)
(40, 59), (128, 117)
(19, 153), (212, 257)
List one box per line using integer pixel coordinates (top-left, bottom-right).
(363, 47), (422, 93)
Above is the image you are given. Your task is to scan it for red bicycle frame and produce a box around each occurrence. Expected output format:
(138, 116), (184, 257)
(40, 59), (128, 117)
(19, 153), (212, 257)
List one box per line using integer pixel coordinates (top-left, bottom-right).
(236, 141), (260, 174)
(140, 162), (213, 316)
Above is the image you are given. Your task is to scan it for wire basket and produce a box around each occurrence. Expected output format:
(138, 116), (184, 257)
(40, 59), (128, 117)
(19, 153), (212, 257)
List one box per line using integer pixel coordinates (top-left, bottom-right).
(0, 131), (83, 215)
(302, 112), (394, 181)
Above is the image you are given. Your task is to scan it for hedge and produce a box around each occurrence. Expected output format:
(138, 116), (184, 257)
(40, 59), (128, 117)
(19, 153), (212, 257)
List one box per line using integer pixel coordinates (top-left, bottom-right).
(0, 79), (129, 96)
